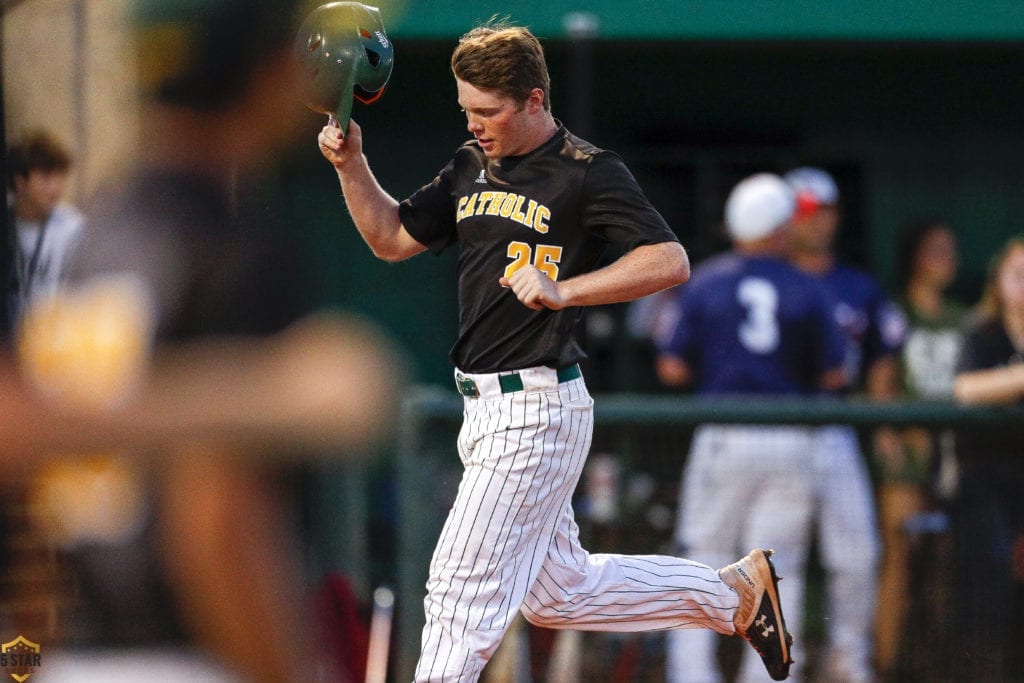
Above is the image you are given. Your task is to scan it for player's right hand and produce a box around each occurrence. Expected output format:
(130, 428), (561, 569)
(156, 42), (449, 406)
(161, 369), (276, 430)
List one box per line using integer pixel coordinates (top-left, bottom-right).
(499, 265), (566, 311)
(318, 117), (363, 168)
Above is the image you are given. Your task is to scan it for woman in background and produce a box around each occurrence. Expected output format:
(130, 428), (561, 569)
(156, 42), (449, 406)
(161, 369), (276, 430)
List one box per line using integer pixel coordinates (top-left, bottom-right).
(950, 235), (1024, 682)
(875, 219), (965, 680)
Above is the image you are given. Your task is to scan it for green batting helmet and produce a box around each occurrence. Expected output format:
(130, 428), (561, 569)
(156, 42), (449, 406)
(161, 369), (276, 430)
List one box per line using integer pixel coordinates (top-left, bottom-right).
(295, 2), (394, 132)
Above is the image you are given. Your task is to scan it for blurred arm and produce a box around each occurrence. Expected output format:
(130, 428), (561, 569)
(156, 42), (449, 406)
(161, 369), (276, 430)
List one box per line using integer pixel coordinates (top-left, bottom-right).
(819, 367), (849, 392)
(953, 363), (1024, 405)
(866, 355), (905, 464)
(0, 312), (402, 460)
(655, 353), (692, 388)
(866, 355), (900, 401)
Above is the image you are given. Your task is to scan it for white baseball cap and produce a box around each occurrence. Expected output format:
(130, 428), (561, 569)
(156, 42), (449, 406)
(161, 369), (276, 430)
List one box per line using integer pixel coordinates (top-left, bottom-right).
(725, 173), (796, 242)
(784, 166), (839, 206)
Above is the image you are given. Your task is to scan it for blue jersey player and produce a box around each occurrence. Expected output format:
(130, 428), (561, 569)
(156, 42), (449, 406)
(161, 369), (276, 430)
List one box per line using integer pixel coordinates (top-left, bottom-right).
(657, 173), (847, 683)
(785, 166), (907, 683)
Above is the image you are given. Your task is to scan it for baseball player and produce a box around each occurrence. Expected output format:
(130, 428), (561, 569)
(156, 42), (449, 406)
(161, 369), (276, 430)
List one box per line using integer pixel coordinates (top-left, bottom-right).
(656, 173), (848, 682)
(784, 166), (907, 683)
(317, 20), (794, 683)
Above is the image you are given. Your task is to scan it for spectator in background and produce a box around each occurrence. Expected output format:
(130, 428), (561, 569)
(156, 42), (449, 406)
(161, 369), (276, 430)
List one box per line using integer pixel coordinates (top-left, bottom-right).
(950, 235), (1024, 682)
(657, 173), (847, 682)
(875, 219), (965, 679)
(1, 130), (86, 648)
(784, 166), (906, 683)
(5, 130), (85, 336)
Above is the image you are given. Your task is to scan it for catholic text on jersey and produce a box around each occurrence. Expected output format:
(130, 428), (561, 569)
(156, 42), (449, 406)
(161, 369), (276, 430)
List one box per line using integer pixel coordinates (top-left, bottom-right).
(456, 191), (551, 234)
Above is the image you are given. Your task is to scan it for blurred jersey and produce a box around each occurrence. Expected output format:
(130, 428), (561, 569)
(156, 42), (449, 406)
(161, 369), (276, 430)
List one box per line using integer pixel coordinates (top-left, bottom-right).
(69, 168), (310, 340)
(814, 264), (906, 390)
(956, 317), (1024, 457)
(899, 299), (966, 400)
(658, 253), (846, 395)
(43, 165), (314, 647)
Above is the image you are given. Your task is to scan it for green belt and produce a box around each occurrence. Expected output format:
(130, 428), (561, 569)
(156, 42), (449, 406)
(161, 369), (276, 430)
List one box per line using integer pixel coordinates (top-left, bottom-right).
(456, 364), (582, 397)
(498, 363), (582, 393)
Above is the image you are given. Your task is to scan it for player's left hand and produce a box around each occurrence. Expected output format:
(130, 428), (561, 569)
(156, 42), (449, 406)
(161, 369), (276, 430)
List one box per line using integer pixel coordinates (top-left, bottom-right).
(499, 266), (566, 311)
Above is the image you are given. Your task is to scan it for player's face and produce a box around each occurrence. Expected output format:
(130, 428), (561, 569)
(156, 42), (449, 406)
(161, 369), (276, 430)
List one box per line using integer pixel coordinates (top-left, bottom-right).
(456, 79), (539, 158)
(914, 226), (958, 290)
(16, 169), (69, 221)
(997, 245), (1024, 313)
(790, 205), (838, 254)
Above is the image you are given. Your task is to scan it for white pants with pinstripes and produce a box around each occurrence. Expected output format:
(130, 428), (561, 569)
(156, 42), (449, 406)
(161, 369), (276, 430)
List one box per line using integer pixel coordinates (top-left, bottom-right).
(666, 424), (817, 683)
(811, 425), (880, 682)
(414, 367), (739, 682)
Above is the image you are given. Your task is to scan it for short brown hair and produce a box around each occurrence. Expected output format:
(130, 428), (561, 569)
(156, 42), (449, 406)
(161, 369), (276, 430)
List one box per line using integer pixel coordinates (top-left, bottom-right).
(451, 20), (551, 111)
(974, 235), (1024, 323)
(8, 129), (73, 189)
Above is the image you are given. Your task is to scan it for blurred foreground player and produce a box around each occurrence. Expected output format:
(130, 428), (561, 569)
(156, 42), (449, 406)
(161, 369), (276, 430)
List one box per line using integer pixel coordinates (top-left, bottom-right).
(11, 1), (401, 682)
(317, 18), (793, 682)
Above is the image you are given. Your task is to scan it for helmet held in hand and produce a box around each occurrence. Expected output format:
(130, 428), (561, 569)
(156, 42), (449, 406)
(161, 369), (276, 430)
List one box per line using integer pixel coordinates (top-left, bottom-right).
(295, 2), (394, 132)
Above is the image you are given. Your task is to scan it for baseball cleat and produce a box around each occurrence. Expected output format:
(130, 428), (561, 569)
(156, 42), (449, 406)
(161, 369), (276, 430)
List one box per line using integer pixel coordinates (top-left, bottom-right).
(719, 548), (794, 681)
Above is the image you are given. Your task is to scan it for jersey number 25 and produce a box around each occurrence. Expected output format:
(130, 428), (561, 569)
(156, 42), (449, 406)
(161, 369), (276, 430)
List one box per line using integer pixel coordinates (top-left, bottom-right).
(505, 241), (563, 281)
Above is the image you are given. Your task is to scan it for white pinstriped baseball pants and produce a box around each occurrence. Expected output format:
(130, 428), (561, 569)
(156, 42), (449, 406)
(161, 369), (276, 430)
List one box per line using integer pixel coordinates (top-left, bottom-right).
(414, 367), (739, 683)
(811, 425), (880, 682)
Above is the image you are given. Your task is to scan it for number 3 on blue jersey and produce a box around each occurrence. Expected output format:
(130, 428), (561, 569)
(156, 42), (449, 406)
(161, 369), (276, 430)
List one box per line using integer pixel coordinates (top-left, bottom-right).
(505, 241), (564, 281)
(737, 277), (779, 354)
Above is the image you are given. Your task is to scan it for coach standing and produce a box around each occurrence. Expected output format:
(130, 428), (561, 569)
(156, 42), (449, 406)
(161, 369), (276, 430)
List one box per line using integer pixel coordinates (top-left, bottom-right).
(318, 18), (795, 683)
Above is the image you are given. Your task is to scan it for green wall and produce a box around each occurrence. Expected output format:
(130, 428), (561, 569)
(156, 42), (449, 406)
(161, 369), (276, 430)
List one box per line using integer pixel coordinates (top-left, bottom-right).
(383, 0), (1024, 40)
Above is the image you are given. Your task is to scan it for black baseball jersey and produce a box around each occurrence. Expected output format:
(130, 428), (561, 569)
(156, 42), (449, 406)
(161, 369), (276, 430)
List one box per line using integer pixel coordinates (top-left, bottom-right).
(399, 123), (679, 373)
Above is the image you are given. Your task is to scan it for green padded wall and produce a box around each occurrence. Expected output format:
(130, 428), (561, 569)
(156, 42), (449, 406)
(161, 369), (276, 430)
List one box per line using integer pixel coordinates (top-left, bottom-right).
(380, 0), (1024, 40)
